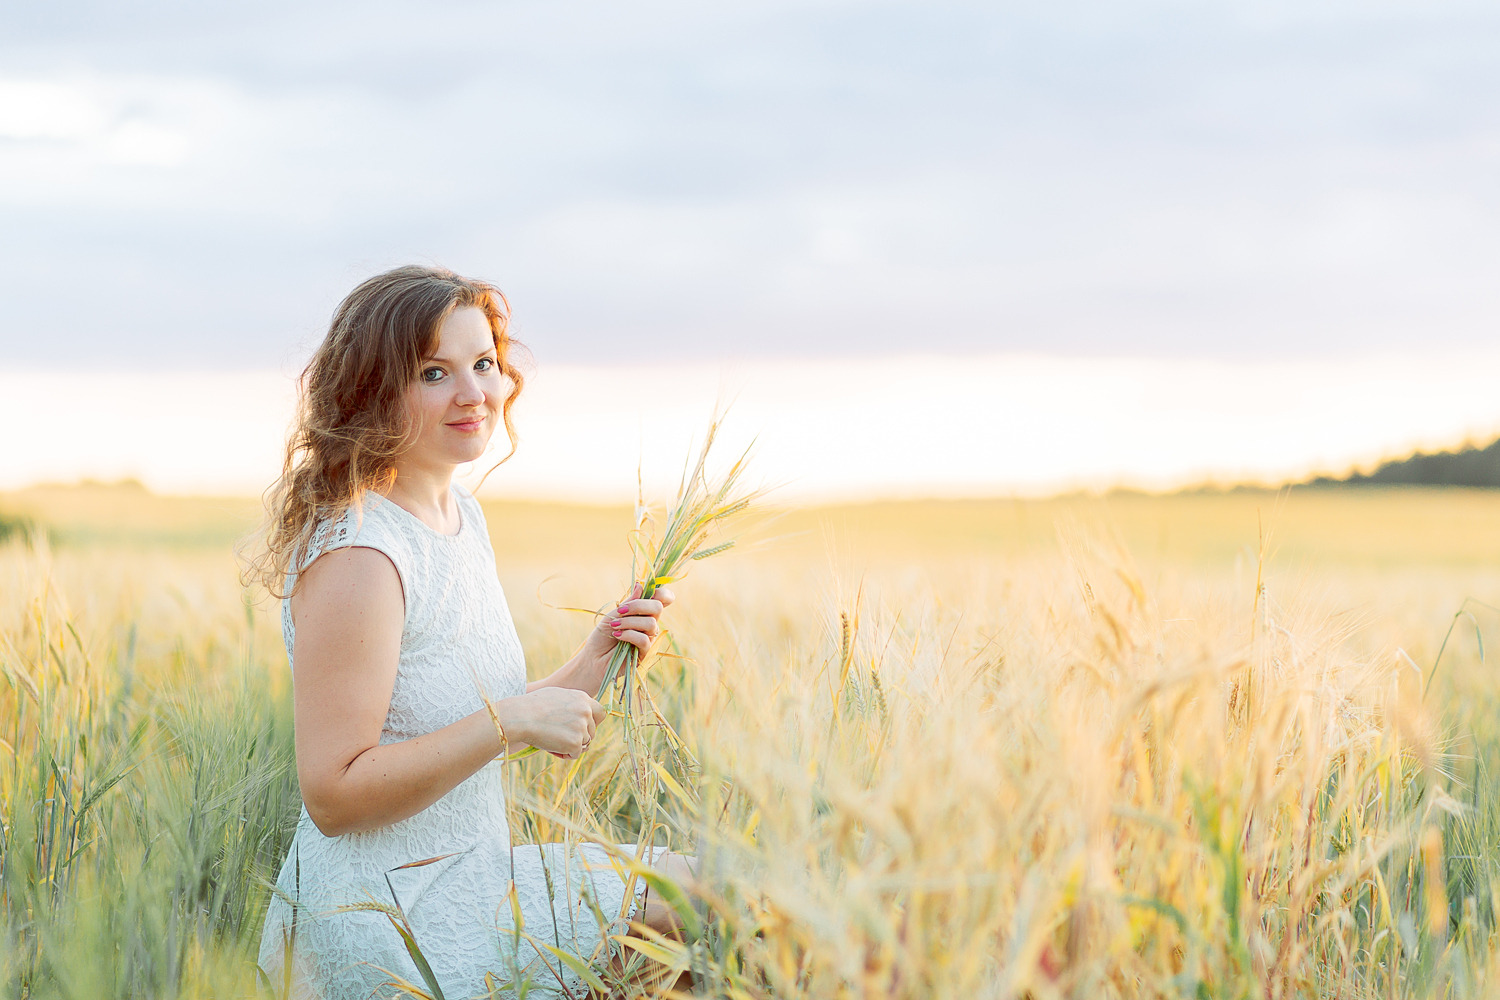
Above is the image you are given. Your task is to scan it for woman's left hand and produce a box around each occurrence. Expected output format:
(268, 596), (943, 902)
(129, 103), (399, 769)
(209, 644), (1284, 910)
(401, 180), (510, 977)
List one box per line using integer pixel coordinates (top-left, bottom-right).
(589, 583), (675, 657)
(549, 584), (677, 704)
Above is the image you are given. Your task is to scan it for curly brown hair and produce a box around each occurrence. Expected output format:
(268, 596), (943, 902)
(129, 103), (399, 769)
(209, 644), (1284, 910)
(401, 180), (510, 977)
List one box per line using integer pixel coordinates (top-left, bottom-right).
(242, 264), (526, 597)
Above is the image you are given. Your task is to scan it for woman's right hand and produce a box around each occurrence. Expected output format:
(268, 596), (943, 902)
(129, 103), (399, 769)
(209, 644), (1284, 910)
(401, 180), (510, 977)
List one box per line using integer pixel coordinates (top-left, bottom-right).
(510, 687), (606, 758)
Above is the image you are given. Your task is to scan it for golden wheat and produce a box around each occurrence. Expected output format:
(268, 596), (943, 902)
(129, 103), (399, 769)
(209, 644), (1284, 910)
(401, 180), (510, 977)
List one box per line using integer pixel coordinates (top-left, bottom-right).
(2, 486), (1499, 998)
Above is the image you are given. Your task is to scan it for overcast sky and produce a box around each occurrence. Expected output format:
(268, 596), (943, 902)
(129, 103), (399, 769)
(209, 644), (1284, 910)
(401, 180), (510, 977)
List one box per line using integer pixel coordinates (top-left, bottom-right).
(3, 0), (1498, 369)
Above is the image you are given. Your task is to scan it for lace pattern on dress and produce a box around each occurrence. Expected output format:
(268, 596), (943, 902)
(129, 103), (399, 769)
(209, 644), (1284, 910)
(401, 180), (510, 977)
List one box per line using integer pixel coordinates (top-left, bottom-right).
(258, 486), (650, 999)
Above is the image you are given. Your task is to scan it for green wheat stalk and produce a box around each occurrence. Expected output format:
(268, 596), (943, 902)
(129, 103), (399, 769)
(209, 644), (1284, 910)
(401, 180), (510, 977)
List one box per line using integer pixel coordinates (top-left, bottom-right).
(594, 417), (761, 779)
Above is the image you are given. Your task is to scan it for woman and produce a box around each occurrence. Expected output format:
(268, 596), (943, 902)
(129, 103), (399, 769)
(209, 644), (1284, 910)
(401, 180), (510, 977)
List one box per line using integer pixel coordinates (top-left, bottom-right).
(250, 265), (690, 998)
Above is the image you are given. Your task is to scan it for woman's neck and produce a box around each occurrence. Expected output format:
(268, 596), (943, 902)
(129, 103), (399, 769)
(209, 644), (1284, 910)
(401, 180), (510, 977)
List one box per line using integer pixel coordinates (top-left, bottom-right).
(383, 462), (460, 533)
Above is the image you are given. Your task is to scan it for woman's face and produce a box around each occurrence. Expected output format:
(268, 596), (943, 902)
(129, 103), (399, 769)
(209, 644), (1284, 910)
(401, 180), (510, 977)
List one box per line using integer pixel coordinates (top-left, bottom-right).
(401, 305), (504, 471)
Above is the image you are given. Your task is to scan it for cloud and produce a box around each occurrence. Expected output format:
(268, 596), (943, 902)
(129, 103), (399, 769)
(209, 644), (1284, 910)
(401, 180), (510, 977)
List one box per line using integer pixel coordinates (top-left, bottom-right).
(0, 79), (106, 140)
(2, 0), (1499, 367)
(0, 75), (200, 177)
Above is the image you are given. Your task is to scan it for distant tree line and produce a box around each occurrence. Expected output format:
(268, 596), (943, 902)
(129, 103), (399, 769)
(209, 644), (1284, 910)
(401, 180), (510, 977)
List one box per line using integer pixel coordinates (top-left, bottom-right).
(1306, 437), (1500, 488)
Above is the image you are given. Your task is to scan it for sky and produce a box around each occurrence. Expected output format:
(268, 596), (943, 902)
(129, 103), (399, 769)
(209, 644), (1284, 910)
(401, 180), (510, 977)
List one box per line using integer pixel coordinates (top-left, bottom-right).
(2, 1), (1499, 496)
(5, 352), (1500, 501)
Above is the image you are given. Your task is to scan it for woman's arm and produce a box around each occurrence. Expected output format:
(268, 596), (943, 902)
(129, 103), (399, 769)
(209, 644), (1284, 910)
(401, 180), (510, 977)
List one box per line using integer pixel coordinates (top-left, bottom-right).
(291, 547), (604, 837)
(527, 586), (676, 696)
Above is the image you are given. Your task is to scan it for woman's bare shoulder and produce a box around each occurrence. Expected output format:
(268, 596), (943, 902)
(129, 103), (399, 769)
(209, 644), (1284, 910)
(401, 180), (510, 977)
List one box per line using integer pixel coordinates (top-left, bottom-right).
(290, 546), (404, 629)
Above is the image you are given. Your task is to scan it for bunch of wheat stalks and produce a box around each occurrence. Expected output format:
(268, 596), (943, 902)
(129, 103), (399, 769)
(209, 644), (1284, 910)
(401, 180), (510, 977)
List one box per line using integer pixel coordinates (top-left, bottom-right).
(594, 419), (760, 783)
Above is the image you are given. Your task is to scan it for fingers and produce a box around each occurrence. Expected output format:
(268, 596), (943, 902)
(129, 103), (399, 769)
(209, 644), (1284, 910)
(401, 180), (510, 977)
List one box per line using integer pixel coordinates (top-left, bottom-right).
(613, 629), (655, 654)
(605, 614), (656, 633)
(571, 692), (601, 746)
(611, 600), (665, 621)
(609, 614), (660, 635)
(605, 588), (671, 654)
(524, 688), (605, 760)
(552, 719), (598, 759)
(601, 616), (659, 655)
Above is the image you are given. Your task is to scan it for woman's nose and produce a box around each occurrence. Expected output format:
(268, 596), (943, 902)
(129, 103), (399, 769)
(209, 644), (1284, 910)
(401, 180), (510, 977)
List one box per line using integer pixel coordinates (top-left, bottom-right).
(453, 371), (485, 406)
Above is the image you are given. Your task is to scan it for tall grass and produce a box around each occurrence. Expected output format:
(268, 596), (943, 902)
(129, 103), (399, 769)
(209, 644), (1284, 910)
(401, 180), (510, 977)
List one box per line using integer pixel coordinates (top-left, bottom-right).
(3, 491), (1500, 997)
(0, 537), (299, 998)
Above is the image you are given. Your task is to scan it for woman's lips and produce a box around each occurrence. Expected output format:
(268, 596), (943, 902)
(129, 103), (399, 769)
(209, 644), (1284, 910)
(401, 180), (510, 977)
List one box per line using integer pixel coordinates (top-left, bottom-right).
(446, 417), (485, 432)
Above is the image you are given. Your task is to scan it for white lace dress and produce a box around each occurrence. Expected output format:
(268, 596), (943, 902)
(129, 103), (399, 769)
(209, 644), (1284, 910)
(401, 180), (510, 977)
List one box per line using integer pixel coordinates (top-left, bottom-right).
(257, 486), (646, 999)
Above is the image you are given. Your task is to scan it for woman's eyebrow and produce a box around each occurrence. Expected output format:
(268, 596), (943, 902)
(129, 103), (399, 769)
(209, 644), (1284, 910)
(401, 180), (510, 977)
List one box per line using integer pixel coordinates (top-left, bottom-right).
(422, 348), (498, 365)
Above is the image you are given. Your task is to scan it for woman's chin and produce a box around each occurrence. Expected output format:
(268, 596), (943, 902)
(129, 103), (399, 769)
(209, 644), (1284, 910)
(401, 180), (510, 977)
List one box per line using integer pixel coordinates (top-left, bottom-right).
(447, 443), (491, 467)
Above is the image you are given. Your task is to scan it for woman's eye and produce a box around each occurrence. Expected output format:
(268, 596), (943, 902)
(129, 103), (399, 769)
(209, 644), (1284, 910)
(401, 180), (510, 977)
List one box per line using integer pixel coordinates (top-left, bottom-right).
(421, 367), (445, 383)
(475, 357), (496, 373)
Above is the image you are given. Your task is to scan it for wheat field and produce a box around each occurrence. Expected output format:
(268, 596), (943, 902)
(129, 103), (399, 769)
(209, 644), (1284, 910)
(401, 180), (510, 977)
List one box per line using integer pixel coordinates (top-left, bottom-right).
(3, 482), (1500, 998)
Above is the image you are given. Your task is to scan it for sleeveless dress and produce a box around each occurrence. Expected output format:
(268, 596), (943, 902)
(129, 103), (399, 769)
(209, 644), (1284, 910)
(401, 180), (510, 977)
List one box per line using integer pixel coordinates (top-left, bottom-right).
(257, 485), (647, 999)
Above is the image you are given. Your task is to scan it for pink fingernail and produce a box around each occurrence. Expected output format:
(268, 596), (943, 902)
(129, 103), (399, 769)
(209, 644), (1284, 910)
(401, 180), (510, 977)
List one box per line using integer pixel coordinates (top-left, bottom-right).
(616, 605), (631, 615)
(612, 629), (622, 638)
